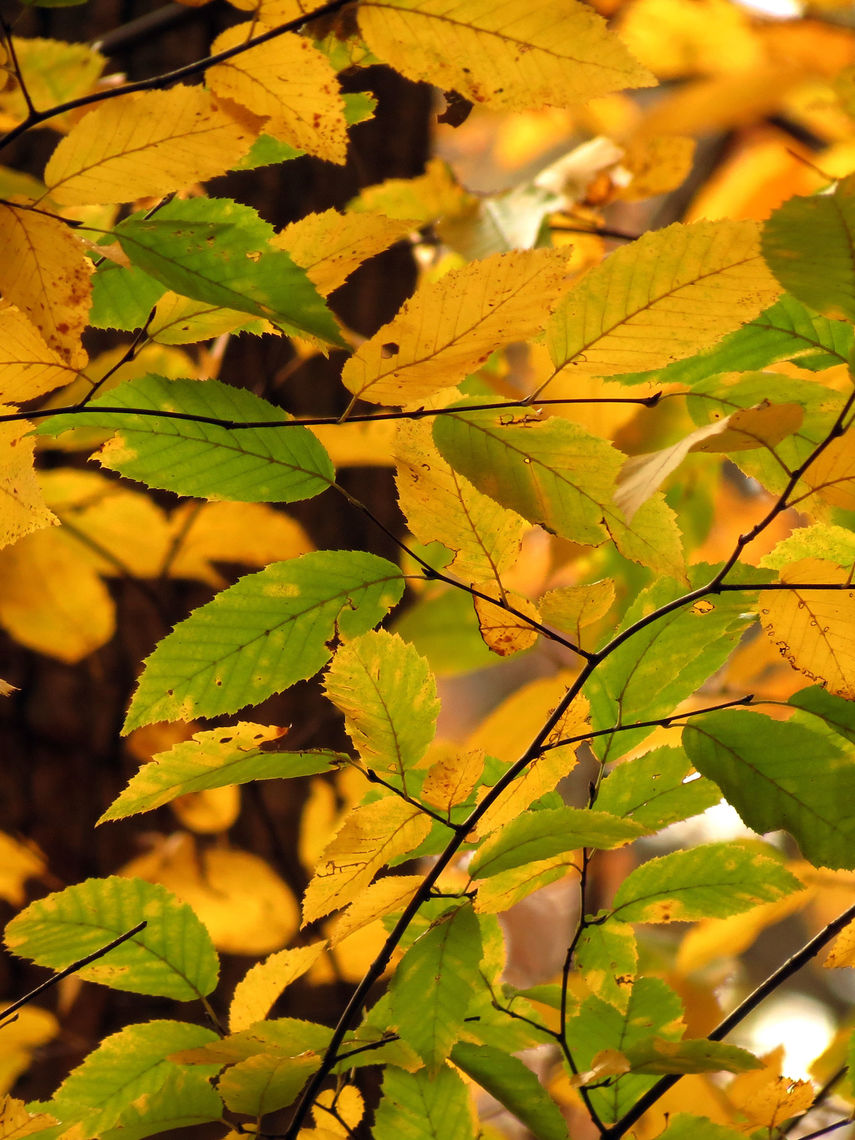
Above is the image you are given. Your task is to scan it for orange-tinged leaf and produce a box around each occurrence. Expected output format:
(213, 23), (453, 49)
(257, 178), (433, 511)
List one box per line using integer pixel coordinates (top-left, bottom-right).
(207, 25), (347, 165)
(727, 1053), (814, 1131)
(43, 86), (257, 206)
(546, 219), (781, 384)
(358, 0), (655, 111)
(823, 917), (855, 968)
(329, 873), (423, 946)
(676, 891), (810, 976)
(420, 744), (485, 813)
(0, 204), (91, 366)
(122, 834), (299, 954)
(758, 559), (855, 699)
(230, 942), (327, 1031)
(302, 797), (431, 925)
(616, 402), (804, 520)
(348, 157), (470, 226)
(0, 419), (57, 552)
(274, 209), (414, 296)
(473, 586), (541, 657)
(0, 832), (45, 906)
(0, 307), (81, 404)
(171, 785), (240, 833)
(310, 419), (398, 467)
(341, 248), (572, 406)
(617, 0), (763, 79)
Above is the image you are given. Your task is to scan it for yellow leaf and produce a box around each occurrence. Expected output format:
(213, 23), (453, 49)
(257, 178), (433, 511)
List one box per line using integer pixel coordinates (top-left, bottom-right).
(420, 744), (485, 813)
(226, 0), (327, 20)
(329, 874), (423, 947)
(467, 671), (580, 766)
(0, 680), (16, 697)
(43, 86), (257, 206)
(539, 580), (616, 645)
(473, 586), (541, 657)
(0, 832), (45, 906)
(0, 204), (91, 366)
(302, 797), (431, 925)
(676, 890), (810, 975)
(207, 26), (347, 165)
(759, 559), (855, 700)
(230, 942), (327, 1031)
(0, 307), (81, 404)
(0, 1096), (57, 1138)
(395, 415), (529, 585)
(616, 402), (804, 521)
(0, 38), (104, 131)
(619, 135), (696, 202)
(801, 433), (855, 513)
(312, 1088), (364, 1136)
(617, 0), (763, 79)
(0, 419), (57, 552)
(823, 917), (855, 968)
(0, 1009), (59, 1099)
(166, 501), (313, 587)
(122, 834), (299, 954)
(727, 1052), (814, 1131)
(342, 248), (572, 406)
(546, 219), (781, 384)
(348, 157), (471, 226)
(476, 695), (589, 834)
(171, 785), (240, 833)
(309, 419), (398, 467)
(358, 0), (654, 111)
(274, 209), (414, 296)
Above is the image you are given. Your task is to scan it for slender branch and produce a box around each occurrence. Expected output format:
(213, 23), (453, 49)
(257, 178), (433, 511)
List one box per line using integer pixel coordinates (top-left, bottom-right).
(0, 14), (36, 117)
(792, 1118), (854, 1140)
(0, 921), (146, 1025)
(603, 902), (855, 1139)
(360, 766), (454, 829)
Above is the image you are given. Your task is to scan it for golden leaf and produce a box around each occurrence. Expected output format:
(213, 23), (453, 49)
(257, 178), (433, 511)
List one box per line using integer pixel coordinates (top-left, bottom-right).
(302, 797), (431, 925)
(207, 25), (347, 165)
(473, 586), (541, 657)
(329, 874), (423, 947)
(473, 855), (575, 914)
(0, 204), (91, 366)
(677, 891), (810, 976)
(342, 248), (572, 406)
(0, 832), (45, 906)
(539, 580), (616, 645)
(727, 1050), (814, 1131)
(759, 559), (855, 699)
(0, 1095), (57, 1138)
(0, 419), (57, 552)
(274, 209), (414, 296)
(309, 419), (397, 467)
(313, 1088), (364, 1136)
(619, 135), (696, 202)
(230, 942), (327, 1031)
(0, 307), (81, 404)
(420, 744), (485, 813)
(358, 0), (654, 111)
(43, 86), (257, 206)
(348, 157), (471, 226)
(468, 672), (579, 766)
(823, 916), (855, 968)
(171, 786), (240, 833)
(801, 433), (855, 513)
(0, 38), (105, 129)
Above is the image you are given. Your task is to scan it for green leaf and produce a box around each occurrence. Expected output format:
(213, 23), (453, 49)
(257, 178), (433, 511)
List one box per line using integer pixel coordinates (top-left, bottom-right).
(608, 841), (803, 923)
(113, 197), (344, 346)
(574, 920), (637, 1013)
(47, 1021), (220, 1135)
(789, 684), (855, 746)
(595, 746), (721, 831)
(217, 1054), (318, 1116)
(4, 877), (219, 999)
(390, 903), (483, 1071)
(99, 723), (343, 823)
(393, 587), (500, 675)
(450, 1042), (569, 1140)
(655, 1115), (747, 1140)
(762, 174), (855, 322)
(89, 260), (166, 331)
(622, 1037), (761, 1075)
(373, 1065), (477, 1140)
(324, 630), (439, 785)
(565, 977), (684, 1124)
(123, 550), (405, 731)
(40, 376), (335, 503)
(683, 709), (855, 869)
(94, 1070), (223, 1140)
(470, 807), (646, 879)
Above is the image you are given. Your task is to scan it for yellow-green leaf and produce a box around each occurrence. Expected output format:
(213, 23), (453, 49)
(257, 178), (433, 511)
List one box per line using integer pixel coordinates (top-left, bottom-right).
(230, 943), (327, 1031)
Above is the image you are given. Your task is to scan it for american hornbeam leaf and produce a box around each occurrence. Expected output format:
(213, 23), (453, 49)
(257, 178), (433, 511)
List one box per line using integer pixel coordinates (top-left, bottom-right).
(655, 1116), (747, 1140)
(217, 1053), (319, 1116)
(122, 550), (405, 731)
(565, 978), (684, 1124)
(546, 219), (781, 383)
(470, 806), (647, 880)
(607, 841), (804, 924)
(762, 524), (855, 572)
(683, 708), (855, 869)
(44, 1021), (221, 1136)
(40, 376), (335, 504)
(4, 876), (219, 1000)
(762, 173), (855, 322)
(788, 683), (855, 746)
(89, 259), (166, 332)
(0, 306), (81, 404)
(432, 405), (684, 579)
(621, 1038), (761, 1076)
(229, 944), (327, 1032)
(99, 723), (343, 824)
(390, 903), (483, 1072)
(235, 91), (376, 170)
(595, 746), (722, 831)
(85, 1069), (224, 1140)
(112, 197), (344, 346)
(373, 1064), (478, 1140)
(574, 920), (638, 1014)
(358, 0), (654, 111)
(450, 1043), (569, 1140)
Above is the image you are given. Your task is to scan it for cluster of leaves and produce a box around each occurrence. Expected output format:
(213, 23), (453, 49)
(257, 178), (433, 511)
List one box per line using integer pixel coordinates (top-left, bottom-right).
(4, 0), (855, 1138)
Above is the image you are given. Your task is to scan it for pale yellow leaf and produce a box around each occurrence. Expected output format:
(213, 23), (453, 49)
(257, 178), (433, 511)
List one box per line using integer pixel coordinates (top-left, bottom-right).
(43, 86), (258, 206)
(616, 402), (804, 521)
(274, 209), (414, 296)
(572, 1050), (631, 1087)
(617, 0), (763, 79)
(473, 586), (541, 657)
(759, 559), (855, 699)
(546, 219), (781, 383)
(421, 744), (485, 812)
(0, 832), (45, 906)
(0, 307), (81, 404)
(230, 943), (327, 1031)
(208, 25), (347, 165)
(395, 414), (529, 584)
(0, 419), (58, 552)
(343, 248), (572, 406)
(348, 157), (471, 226)
(309, 419), (397, 467)
(539, 580), (616, 645)
(358, 0), (654, 111)
(0, 205), (91, 366)
(122, 834), (299, 954)
(329, 874), (423, 947)
(0, 1095), (57, 1139)
(302, 797), (431, 924)
(171, 786), (240, 833)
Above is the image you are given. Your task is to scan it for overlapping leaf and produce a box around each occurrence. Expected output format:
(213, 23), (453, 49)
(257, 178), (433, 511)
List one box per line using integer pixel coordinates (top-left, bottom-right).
(595, 747), (721, 831)
(451, 1043), (568, 1140)
(0, 307), (80, 403)
(373, 1065), (477, 1140)
(0, 420), (57, 552)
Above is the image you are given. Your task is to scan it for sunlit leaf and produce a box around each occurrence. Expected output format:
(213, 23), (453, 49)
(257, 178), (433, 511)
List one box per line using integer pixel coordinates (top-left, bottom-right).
(595, 747), (721, 831)
(574, 920), (637, 1013)
(0, 307), (80, 403)
(0, 1096), (56, 1140)
(329, 874), (422, 947)
(373, 1065), (477, 1140)
(538, 581), (616, 646)
(230, 943), (327, 1031)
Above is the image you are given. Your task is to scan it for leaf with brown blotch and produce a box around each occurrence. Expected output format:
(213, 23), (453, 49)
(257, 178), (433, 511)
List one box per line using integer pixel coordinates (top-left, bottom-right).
(473, 586), (541, 658)
(0, 420), (58, 553)
(0, 307), (82, 404)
